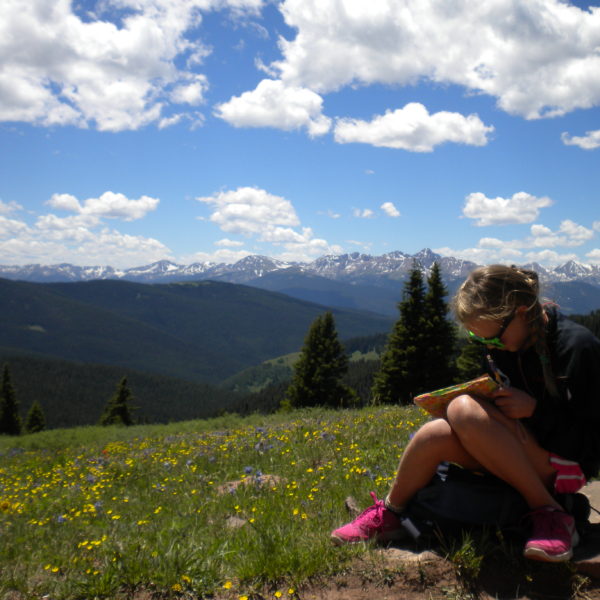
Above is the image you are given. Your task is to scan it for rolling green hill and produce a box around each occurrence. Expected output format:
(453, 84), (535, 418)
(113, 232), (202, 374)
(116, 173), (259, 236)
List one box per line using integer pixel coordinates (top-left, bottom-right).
(0, 352), (242, 429)
(0, 278), (393, 383)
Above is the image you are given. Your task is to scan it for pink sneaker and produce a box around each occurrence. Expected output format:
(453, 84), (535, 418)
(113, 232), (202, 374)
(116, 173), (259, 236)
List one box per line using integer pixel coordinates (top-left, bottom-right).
(523, 506), (579, 562)
(330, 492), (405, 545)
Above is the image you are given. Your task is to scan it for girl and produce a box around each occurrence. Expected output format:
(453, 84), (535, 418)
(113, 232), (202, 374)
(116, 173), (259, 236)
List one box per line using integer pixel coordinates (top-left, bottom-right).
(331, 265), (600, 562)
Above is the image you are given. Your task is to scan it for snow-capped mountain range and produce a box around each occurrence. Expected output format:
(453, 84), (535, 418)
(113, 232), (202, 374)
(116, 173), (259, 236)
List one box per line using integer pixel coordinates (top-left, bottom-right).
(1, 248), (600, 286)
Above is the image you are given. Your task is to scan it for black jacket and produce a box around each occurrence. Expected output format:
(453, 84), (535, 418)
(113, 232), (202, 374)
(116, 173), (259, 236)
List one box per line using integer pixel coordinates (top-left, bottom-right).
(488, 308), (600, 479)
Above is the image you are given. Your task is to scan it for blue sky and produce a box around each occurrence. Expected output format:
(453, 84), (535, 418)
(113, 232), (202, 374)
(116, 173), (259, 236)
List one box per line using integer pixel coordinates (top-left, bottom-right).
(1, 0), (599, 269)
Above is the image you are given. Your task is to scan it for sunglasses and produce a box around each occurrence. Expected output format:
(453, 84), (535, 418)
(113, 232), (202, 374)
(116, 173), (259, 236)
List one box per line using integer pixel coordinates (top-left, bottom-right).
(467, 312), (515, 349)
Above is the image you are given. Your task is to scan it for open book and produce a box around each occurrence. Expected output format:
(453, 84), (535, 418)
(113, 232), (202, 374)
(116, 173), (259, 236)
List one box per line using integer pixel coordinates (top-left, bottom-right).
(413, 375), (499, 418)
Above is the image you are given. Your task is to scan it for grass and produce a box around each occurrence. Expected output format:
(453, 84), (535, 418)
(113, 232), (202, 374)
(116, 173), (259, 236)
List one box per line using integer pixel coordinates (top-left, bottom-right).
(0, 405), (429, 599)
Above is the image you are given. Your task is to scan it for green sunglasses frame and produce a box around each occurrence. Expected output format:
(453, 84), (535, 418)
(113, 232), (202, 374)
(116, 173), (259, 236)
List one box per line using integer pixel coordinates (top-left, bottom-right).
(467, 312), (515, 349)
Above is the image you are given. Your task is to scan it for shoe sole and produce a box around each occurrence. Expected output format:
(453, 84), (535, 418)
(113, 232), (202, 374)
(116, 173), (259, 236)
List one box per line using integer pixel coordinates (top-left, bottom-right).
(523, 546), (573, 562)
(523, 529), (579, 563)
(330, 529), (407, 546)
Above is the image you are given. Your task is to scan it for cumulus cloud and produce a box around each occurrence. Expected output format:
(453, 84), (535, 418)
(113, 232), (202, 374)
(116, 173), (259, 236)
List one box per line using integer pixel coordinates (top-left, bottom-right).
(530, 220), (594, 247)
(435, 218), (596, 267)
(0, 189), (169, 268)
(334, 103), (493, 151)
(0, 199), (23, 215)
(561, 129), (600, 150)
(0, 0), (262, 131)
(170, 75), (208, 106)
(47, 191), (159, 221)
(215, 79), (331, 137)
(381, 202), (401, 217)
(463, 191), (553, 226)
(587, 249), (600, 262)
(196, 186), (341, 260)
(271, 0), (600, 119)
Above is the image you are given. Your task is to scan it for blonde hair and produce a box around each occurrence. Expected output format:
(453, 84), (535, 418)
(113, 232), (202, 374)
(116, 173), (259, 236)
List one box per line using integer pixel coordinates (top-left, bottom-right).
(453, 264), (560, 399)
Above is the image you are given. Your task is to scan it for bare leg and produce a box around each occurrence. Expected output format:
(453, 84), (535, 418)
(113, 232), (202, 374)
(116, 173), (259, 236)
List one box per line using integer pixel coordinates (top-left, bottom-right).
(387, 394), (559, 510)
(387, 417), (482, 508)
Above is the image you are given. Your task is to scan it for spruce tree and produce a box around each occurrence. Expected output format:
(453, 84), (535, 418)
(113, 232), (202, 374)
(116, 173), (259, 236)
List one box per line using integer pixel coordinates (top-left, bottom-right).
(0, 364), (22, 436)
(24, 401), (46, 434)
(372, 263), (430, 404)
(100, 377), (135, 426)
(285, 312), (356, 408)
(423, 262), (458, 389)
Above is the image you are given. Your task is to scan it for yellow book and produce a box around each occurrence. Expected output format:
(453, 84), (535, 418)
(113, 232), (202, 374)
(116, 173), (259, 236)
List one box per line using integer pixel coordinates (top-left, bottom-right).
(413, 375), (499, 418)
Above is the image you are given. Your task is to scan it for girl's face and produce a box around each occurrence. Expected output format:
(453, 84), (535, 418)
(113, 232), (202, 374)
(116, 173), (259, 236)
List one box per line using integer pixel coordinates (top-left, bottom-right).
(465, 306), (532, 352)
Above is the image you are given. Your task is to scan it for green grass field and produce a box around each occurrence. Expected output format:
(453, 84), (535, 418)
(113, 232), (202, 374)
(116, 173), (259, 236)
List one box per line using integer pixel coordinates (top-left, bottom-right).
(0, 406), (428, 599)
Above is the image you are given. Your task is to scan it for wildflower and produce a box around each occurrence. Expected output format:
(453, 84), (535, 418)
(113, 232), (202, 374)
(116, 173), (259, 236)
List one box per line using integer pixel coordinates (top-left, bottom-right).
(172, 583), (182, 592)
(244, 466), (253, 475)
(275, 592), (283, 598)
(223, 581), (233, 589)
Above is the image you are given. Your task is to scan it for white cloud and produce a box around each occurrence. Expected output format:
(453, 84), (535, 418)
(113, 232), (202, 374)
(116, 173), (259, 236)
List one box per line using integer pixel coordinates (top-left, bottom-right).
(562, 129), (600, 150)
(594, 221), (600, 232)
(0, 215), (30, 239)
(353, 208), (374, 219)
(48, 191), (159, 221)
(158, 113), (186, 129)
(586, 249), (600, 262)
(463, 191), (553, 226)
(381, 201), (400, 217)
(334, 103), (493, 151)
(197, 186), (300, 236)
(0, 189), (169, 268)
(435, 218), (596, 267)
(271, 0), (600, 119)
(0, 216), (171, 268)
(0, 199), (23, 215)
(215, 238), (245, 247)
(170, 75), (208, 105)
(214, 78), (331, 137)
(196, 186), (341, 260)
(530, 219), (594, 247)
(0, 0), (262, 131)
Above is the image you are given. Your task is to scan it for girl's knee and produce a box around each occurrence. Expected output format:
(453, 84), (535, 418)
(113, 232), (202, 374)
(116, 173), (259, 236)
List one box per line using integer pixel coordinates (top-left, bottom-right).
(446, 394), (487, 430)
(412, 418), (454, 445)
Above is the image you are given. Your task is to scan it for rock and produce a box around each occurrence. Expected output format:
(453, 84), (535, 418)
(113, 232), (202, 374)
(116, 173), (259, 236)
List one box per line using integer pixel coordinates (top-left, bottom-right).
(344, 496), (361, 517)
(581, 481), (600, 525)
(216, 473), (284, 495)
(225, 516), (247, 530)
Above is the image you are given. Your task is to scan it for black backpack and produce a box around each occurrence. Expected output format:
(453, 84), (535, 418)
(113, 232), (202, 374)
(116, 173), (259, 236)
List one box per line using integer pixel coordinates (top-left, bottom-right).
(398, 463), (591, 541)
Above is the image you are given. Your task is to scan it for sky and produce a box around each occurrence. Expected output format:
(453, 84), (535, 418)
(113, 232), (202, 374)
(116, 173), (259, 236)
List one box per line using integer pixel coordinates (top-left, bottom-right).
(1, 0), (600, 270)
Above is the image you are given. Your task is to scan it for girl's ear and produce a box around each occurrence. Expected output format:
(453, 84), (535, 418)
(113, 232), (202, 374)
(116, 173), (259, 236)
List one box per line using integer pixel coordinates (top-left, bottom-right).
(516, 305), (528, 319)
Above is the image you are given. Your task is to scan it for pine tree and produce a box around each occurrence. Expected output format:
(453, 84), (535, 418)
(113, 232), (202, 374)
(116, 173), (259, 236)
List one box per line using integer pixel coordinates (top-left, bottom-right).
(285, 312), (356, 408)
(0, 364), (22, 436)
(423, 262), (458, 390)
(372, 263), (430, 404)
(100, 377), (135, 426)
(24, 401), (46, 434)
(456, 340), (485, 381)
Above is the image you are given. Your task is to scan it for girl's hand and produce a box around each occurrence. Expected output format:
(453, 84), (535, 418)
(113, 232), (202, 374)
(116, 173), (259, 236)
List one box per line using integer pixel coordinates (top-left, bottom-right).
(490, 386), (536, 419)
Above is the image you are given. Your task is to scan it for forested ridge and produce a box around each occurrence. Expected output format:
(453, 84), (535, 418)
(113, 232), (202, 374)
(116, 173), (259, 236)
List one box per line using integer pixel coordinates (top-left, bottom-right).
(1, 274), (598, 432)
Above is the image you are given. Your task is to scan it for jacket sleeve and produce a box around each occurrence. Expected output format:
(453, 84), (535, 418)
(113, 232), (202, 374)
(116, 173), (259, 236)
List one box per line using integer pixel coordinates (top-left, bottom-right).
(527, 325), (600, 478)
